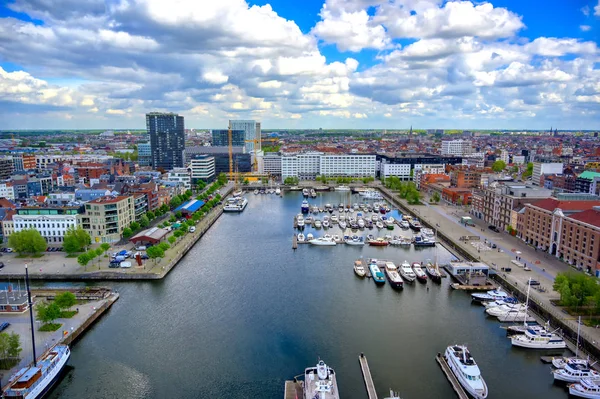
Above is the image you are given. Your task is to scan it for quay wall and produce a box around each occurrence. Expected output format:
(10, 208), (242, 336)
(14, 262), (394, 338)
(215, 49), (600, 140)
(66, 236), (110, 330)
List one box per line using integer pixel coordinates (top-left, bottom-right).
(61, 292), (119, 346)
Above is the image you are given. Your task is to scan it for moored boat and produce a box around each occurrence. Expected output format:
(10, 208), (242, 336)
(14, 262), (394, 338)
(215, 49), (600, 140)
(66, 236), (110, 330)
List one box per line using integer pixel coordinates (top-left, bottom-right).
(399, 261), (416, 283)
(444, 345), (488, 399)
(412, 262), (427, 283)
(409, 219), (422, 231)
(425, 262), (442, 283)
(297, 233), (305, 242)
(309, 236), (336, 246)
(383, 261), (404, 289)
(303, 360), (340, 399)
(369, 262), (386, 285)
(368, 237), (389, 246)
(345, 235), (365, 246)
(301, 200), (310, 213)
(223, 197), (248, 212)
(354, 260), (366, 277)
(302, 188), (309, 197)
(471, 289), (509, 303)
(569, 377), (600, 398)
(511, 327), (566, 349)
(554, 361), (599, 383)
(233, 189), (243, 197)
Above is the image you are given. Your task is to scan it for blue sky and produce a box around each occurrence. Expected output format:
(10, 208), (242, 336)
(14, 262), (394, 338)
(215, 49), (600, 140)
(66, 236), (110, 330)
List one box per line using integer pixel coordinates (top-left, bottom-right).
(0, 0), (599, 129)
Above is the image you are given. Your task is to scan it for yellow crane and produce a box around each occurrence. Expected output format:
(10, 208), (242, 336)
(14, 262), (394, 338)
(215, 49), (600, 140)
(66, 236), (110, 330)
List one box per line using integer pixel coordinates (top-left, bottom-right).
(228, 126), (234, 181)
(244, 138), (280, 173)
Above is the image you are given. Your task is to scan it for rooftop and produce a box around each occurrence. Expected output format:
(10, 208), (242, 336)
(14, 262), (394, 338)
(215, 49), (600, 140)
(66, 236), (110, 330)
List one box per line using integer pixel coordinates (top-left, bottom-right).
(568, 208), (600, 228)
(578, 171), (600, 180)
(530, 198), (600, 212)
(88, 195), (130, 204)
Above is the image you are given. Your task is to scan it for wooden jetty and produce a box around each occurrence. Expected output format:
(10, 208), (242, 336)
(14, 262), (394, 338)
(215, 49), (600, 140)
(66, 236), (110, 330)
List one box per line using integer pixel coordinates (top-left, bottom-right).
(359, 353), (378, 399)
(292, 234), (298, 249)
(284, 380), (304, 399)
(436, 353), (469, 399)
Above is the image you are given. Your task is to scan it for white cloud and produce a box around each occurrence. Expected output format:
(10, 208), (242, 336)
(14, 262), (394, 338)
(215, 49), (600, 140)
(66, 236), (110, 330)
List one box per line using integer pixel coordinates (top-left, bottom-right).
(596, 0), (600, 16)
(580, 25), (591, 32)
(582, 5), (590, 16)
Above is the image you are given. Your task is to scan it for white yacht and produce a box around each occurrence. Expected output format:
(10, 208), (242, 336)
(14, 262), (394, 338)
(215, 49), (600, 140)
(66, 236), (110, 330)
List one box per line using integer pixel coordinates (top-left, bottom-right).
(223, 197), (248, 212)
(323, 220), (330, 229)
(399, 261), (416, 283)
(371, 214), (379, 222)
(309, 236), (337, 246)
(400, 220), (410, 229)
(511, 327), (566, 349)
(331, 215), (338, 224)
(314, 219), (322, 229)
(253, 189), (259, 195)
(339, 221), (347, 229)
(358, 219), (365, 228)
(497, 310), (535, 322)
(304, 360), (339, 399)
(444, 345), (488, 399)
(376, 221), (384, 229)
(297, 215), (305, 228)
(336, 186), (350, 191)
(554, 361), (599, 383)
(275, 187), (281, 195)
(569, 377), (600, 398)
(306, 233), (314, 241)
(471, 289), (510, 303)
(345, 235), (364, 246)
(360, 190), (383, 200)
(297, 233), (305, 242)
(485, 304), (527, 317)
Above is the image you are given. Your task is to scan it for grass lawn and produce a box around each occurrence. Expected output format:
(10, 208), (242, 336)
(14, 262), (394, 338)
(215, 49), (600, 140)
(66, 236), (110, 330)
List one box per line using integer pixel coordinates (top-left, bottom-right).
(60, 311), (77, 318)
(39, 323), (62, 332)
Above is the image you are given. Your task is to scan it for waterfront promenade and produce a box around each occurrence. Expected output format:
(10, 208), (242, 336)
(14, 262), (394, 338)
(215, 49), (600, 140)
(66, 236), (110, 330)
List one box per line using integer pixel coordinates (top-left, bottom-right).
(378, 184), (600, 350)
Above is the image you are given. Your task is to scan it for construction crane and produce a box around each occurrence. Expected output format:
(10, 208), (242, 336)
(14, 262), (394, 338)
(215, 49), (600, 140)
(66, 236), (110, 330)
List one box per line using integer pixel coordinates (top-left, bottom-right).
(244, 138), (280, 173)
(228, 126), (234, 181)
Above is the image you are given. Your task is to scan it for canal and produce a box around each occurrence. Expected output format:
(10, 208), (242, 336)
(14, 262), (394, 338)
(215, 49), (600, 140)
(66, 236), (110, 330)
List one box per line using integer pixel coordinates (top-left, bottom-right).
(49, 192), (567, 399)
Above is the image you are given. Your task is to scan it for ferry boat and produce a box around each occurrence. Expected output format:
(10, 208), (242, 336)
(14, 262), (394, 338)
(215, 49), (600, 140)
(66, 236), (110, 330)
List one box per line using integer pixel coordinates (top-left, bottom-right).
(354, 260), (366, 277)
(369, 262), (386, 285)
(511, 327), (566, 349)
(302, 188), (309, 197)
(554, 361), (599, 383)
(304, 360), (340, 399)
(444, 345), (488, 399)
(3, 265), (71, 399)
(223, 197), (248, 212)
(383, 261), (404, 289)
(301, 200), (310, 214)
(569, 377), (600, 398)
(399, 261), (416, 283)
(412, 262), (427, 283)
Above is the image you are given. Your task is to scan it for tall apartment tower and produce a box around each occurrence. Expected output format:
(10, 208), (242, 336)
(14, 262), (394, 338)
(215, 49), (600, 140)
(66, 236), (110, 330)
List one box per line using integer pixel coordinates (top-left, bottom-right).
(229, 120), (259, 152)
(146, 112), (185, 169)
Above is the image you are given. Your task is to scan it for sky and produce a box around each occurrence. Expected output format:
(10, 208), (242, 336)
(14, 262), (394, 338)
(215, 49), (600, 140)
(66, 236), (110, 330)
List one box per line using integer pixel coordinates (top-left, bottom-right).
(0, 0), (599, 130)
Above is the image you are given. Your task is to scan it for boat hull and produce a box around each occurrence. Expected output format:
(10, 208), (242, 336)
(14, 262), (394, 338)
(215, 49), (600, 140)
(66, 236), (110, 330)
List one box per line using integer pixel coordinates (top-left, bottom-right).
(569, 383), (600, 398)
(384, 271), (403, 289)
(425, 268), (442, 283)
(511, 337), (567, 349)
(444, 349), (488, 399)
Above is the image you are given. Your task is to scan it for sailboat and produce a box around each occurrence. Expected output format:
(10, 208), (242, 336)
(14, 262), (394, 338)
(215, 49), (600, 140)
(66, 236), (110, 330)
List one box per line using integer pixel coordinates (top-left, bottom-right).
(3, 265), (71, 398)
(498, 278), (534, 322)
(425, 230), (442, 283)
(552, 316), (593, 369)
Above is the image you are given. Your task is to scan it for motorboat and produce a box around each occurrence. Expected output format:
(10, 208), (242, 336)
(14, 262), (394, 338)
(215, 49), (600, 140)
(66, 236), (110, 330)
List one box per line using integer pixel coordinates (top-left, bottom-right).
(385, 219), (394, 230)
(310, 189), (317, 198)
(569, 377), (600, 398)
(411, 262), (427, 283)
(553, 357), (591, 369)
(297, 215), (305, 229)
(511, 327), (566, 349)
(358, 219), (365, 229)
(485, 304), (527, 317)
(354, 260), (366, 277)
(360, 190), (383, 200)
(302, 188), (309, 197)
(399, 261), (416, 283)
(312, 206), (319, 214)
(409, 219), (422, 231)
(444, 345), (488, 399)
(323, 220), (330, 228)
(383, 389), (402, 399)
(336, 185), (351, 191)
(383, 261), (404, 289)
(306, 233), (314, 241)
(254, 189), (259, 195)
(483, 298), (519, 308)
(233, 189), (243, 197)
(275, 187), (281, 195)
(339, 221), (347, 229)
(376, 221), (384, 229)
(413, 234), (436, 247)
(353, 203), (359, 210)
(497, 310), (535, 322)
(331, 215), (338, 224)
(297, 233), (305, 242)
(314, 219), (322, 229)
(345, 236), (365, 246)
(371, 214), (379, 222)
(368, 238), (389, 246)
(301, 200), (310, 213)
(554, 361), (599, 383)
(471, 289), (510, 303)
(304, 360), (340, 399)
(223, 197), (248, 212)
(425, 262), (442, 283)
(309, 236), (336, 246)
(400, 220), (410, 229)
(388, 237), (401, 246)
(333, 235), (341, 242)
(369, 262), (386, 285)
(305, 216), (313, 225)
(399, 237), (412, 246)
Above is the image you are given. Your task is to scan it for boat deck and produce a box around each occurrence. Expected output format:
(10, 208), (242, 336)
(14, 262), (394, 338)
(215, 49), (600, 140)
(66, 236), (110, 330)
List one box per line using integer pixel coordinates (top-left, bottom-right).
(359, 353), (378, 399)
(284, 380), (304, 399)
(436, 353), (469, 399)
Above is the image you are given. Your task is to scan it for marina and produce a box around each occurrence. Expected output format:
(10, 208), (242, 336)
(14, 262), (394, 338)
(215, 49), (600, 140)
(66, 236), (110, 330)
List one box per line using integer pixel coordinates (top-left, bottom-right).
(43, 190), (571, 399)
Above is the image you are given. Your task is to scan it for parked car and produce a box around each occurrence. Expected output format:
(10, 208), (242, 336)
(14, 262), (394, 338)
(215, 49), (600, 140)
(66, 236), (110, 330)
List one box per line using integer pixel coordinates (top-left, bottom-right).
(6, 248), (13, 253)
(528, 280), (541, 286)
(108, 262), (120, 268)
(120, 261), (132, 268)
(491, 243), (497, 249)
(189, 226), (196, 233)
(0, 262), (4, 269)
(0, 322), (10, 332)
(117, 250), (128, 256)
(488, 225), (500, 233)
(135, 246), (147, 251)
(140, 254), (149, 260)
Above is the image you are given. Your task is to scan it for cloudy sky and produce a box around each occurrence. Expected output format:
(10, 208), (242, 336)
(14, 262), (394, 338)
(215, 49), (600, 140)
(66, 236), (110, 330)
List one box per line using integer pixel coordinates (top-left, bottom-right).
(0, 0), (599, 130)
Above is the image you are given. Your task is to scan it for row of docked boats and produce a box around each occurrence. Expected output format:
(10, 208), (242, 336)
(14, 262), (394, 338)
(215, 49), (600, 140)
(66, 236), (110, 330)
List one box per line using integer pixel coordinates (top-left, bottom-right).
(302, 188), (318, 198)
(354, 259), (442, 286)
(300, 200), (393, 214)
(253, 187), (281, 195)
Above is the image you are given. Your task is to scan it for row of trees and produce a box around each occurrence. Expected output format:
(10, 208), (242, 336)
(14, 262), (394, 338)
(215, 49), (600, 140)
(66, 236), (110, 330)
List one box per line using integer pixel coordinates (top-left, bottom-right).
(316, 176), (375, 184)
(36, 292), (78, 329)
(554, 272), (600, 313)
(383, 177), (422, 205)
(77, 244), (110, 267)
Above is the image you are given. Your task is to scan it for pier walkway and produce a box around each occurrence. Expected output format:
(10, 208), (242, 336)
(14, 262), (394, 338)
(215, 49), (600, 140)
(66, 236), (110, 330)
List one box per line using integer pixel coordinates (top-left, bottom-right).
(359, 353), (378, 399)
(436, 353), (469, 399)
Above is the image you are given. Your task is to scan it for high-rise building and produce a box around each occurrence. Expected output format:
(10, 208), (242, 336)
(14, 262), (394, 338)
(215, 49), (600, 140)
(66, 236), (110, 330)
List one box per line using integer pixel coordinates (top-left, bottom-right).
(229, 120), (258, 152)
(441, 140), (473, 156)
(212, 130), (245, 147)
(146, 112), (185, 170)
(137, 143), (152, 166)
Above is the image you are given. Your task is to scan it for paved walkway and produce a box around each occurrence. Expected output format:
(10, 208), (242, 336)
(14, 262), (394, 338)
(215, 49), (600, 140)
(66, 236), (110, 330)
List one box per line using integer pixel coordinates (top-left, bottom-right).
(378, 185), (600, 348)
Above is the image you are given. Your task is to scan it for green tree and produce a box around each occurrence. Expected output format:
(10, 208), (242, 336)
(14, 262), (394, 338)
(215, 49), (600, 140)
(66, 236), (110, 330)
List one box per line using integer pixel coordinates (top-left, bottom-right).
(174, 230), (183, 238)
(8, 229), (47, 255)
(147, 246), (164, 261)
(283, 176), (299, 185)
(170, 196), (182, 209)
(431, 191), (441, 203)
(158, 242), (170, 251)
(54, 292), (77, 311)
(510, 165), (519, 174)
(130, 221), (140, 231)
(95, 248), (103, 257)
(492, 160), (507, 173)
(168, 236), (177, 245)
(523, 162), (534, 178)
(146, 211), (155, 220)
(122, 227), (133, 238)
(63, 227), (91, 254)
(139, 215), (150, 228)
(100, 243), (110, 255)
(217, 173), (228, 185)
(77, 253), (90, 267)
(0, 332), (22, 366)
(36, 301), (61, 325)
(159, 204), (169, 213)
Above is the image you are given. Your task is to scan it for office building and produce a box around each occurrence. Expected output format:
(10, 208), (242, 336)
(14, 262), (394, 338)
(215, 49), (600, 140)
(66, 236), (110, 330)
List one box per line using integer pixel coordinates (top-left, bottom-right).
(189, 155), (215, 183)
(212, 130), (245, 147)
(281, 152), (323, 180)
(147, 112), (185, 169)
(137, 142), (152, 166)
(184, 146), (251, 175)
(82, 196), (135, 243)
(441, 140), (473, 156)
(319, 155), (376, 177)
(229, 120), (258, 152)
(263, 153), (282, 178)
(0, 157), (14, 180)
(532, 162), (563, 186)
(167, 168), (192, 190)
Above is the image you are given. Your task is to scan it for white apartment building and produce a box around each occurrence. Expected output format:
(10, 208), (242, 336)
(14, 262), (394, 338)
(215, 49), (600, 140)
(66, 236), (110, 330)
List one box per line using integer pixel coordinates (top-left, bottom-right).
(167, 168), (192, 190)
(462, 155), (485, 168)
(441, 140), (473, 156)
(263, 153), (282, 177)
(532, 162), (563, 186)
(12, 207), (80, 244)
(381, 164), (411, 179)
(512, 155), (526, 164)
(499, 150), (509, 164)
(0, 183), (15, 200)
(281, 152), (323, 180)
(413, 164), (445, 185)
(319, 155), (376, 177)
(188, 155), (215, 183)
(35, 155), (65, 170)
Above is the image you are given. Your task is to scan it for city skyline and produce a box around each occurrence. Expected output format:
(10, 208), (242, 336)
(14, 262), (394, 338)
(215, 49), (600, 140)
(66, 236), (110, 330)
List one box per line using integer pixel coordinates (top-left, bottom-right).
(0, 0), (599, 130)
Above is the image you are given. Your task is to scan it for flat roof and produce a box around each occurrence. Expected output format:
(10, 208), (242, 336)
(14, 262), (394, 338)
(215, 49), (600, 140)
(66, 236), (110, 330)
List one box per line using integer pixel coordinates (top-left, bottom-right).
(130, 227), (169, 243)
(175, 199), (205, 213)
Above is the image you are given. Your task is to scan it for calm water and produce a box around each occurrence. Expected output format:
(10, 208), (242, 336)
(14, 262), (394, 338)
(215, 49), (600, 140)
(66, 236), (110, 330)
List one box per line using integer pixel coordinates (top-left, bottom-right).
(48, 192), (567, 399)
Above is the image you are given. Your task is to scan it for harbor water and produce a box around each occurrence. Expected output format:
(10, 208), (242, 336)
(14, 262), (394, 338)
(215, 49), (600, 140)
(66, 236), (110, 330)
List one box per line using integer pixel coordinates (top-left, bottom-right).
(49, 192), (567, 399)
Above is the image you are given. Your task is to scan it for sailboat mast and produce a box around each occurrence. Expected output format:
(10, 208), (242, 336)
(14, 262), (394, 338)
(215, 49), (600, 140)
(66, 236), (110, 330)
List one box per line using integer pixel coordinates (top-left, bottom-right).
(25, 264), (37, 367)
(523, 278), (531, 327)
(576, 316), (581, 358)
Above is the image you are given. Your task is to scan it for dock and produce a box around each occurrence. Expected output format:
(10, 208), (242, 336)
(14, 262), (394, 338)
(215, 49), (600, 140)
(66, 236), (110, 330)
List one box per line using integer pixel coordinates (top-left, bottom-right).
(436, 353), (469, 399)
(292, 234), (298, 249)
(359, 353), (378, 399)
(283, 380), (303, 399)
